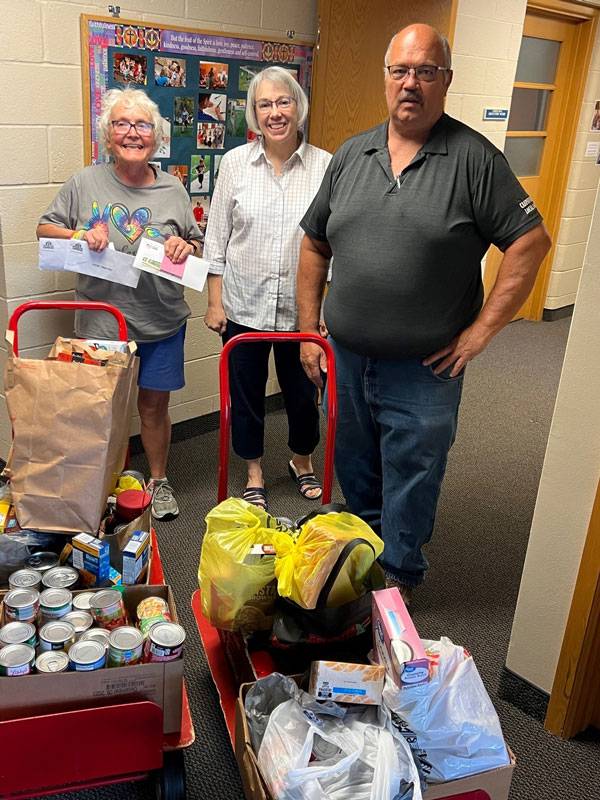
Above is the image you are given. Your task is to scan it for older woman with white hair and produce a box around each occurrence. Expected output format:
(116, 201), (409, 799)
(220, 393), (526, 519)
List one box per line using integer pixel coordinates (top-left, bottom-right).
(203, 66), (331, 511)
(37, 87), (202, 520)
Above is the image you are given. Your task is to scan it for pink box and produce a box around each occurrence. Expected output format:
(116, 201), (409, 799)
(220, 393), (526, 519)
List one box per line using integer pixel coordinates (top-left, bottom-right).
(372, 588), (430, 686)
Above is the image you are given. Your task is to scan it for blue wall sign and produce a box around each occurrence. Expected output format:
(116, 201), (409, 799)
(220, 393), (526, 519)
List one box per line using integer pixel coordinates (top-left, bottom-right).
(483, 107), (509, 121)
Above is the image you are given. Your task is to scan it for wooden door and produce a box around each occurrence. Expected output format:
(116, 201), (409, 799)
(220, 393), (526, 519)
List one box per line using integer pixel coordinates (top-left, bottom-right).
(483, 3), (597, 320)
(309, 0), (455, 153)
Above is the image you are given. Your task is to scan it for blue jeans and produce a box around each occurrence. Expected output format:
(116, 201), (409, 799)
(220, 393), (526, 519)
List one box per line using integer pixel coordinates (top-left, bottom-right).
(327, 338), (464, 586)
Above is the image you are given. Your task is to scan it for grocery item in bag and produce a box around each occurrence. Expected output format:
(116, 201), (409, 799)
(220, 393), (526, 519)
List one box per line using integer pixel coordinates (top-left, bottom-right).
(382, 637), (510, 783)
(273, 510), (384, 610)
(199, 498), (292, 632)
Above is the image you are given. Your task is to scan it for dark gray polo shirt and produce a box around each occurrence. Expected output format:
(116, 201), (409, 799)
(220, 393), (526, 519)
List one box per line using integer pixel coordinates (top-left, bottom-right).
(300, 114), (543, 359)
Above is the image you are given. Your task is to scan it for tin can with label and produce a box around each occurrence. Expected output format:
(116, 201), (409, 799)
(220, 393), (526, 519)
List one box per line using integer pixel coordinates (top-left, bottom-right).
(61, 611), (93, 639)
(36, 650), (69, 673)
(68, 639), (106, 671)
(0, 621), (37, 649)
(108, 626), (144, 667)
(137, 596), (171, 636)
(72, 592), (95, 613)
(0, 643), (36, 676)
(3, 589), (40, 624)
(25, 551), (59, 574)
(39, 588), (72, 623)
(42, 566), (79, 591)
(80, 627), (111, 651)
(89, 590), (128, 630)
(39, 620), (76, 652)
(144, 622), (185, 663)
(8, 569), (43, 592)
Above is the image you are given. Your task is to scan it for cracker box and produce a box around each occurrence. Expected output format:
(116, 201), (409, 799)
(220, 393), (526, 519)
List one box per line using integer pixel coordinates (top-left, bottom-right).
(122, 529), (150, 585)
(308, 660), (385, 705)
(72, 533), (110, 586)
(372, 588), (430, 686)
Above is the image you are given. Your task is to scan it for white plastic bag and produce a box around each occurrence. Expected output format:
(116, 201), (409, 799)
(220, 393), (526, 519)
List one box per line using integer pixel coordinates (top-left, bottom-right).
(258, 698), (422, 800)
(382, 637), (510, 783)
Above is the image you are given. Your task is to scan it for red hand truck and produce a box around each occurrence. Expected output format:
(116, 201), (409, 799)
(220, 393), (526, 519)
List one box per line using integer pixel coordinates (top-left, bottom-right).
(1, 301), (193, 800)
(191, 331), (337, 742)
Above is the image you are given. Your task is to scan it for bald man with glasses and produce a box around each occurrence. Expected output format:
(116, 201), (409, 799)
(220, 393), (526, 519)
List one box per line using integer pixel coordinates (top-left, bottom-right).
(297, 24), (551, 603)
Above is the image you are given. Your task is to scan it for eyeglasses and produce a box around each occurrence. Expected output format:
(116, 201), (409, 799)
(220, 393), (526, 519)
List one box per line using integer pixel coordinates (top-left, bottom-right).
(255, 96), (295, 113)
(385, 64), (450, 82)
(111, 119), (155, 135)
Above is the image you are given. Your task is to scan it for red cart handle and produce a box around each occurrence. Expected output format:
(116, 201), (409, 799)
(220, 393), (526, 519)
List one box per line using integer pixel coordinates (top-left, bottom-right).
(7, 300), (128, 357)
(218, 332), (337, 505)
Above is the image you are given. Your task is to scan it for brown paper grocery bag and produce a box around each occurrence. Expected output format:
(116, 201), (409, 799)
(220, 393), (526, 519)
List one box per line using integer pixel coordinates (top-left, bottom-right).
(4, 334), (139, 534)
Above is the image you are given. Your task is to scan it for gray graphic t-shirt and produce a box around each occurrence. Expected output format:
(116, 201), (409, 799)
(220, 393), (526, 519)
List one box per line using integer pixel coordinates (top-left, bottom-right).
(39, 163), (201, 342)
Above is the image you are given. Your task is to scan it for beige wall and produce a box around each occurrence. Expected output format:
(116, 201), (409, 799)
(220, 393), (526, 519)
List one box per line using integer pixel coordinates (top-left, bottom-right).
(0, 0), (318, 457)
(507, 181), (600, 692)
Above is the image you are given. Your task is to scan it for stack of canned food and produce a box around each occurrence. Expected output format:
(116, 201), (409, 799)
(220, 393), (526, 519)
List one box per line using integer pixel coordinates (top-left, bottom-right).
(0, 565), (185, 677)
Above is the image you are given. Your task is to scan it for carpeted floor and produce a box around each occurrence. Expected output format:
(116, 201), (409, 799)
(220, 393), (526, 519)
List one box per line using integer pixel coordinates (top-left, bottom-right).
(36, 317), (599, 800)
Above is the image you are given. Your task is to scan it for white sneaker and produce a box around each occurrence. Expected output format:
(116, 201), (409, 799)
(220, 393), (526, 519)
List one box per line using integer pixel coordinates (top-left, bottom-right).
(149, 479), (179, 520)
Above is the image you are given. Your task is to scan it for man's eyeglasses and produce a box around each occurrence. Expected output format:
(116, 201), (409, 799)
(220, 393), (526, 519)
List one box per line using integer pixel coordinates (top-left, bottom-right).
(385, 64), (450, 83)
(255, 96), (295, 113)
(111, 119), (155, 135)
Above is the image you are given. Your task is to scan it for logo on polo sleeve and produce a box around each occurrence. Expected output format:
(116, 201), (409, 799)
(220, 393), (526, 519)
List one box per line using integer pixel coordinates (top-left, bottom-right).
(519, 196), (536, 215)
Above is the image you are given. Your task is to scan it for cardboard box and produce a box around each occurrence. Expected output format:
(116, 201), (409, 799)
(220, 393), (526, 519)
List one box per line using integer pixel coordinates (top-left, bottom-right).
(0, 584), (183, 734)
(372, 588), (430, 687)
(308, 660), (385, 705)
(72, 532), (111, 585)
(122, 530), (150, 585)
(234, 679), (515, 800)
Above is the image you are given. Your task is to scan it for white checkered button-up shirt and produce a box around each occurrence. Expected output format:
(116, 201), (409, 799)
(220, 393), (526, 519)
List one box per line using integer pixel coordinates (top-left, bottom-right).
(204, 137), (332, 331)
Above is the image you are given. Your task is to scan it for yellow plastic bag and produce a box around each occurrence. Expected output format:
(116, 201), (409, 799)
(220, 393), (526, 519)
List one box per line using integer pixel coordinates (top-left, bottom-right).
(273, 511), (384, 610)
(198, 498), (291, 632)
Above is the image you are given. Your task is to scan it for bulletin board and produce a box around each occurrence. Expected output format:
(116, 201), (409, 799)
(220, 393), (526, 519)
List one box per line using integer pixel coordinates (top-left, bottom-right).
(80, 15), (314, 222)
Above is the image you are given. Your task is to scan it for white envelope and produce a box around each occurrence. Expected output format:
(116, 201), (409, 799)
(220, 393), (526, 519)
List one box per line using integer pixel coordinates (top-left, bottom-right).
(133, 237), (209, 293)
(39, 238), (69, 270)
(64, 240), (140, 289)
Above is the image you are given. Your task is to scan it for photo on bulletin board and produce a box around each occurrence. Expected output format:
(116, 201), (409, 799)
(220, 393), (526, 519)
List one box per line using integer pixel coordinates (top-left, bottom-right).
(155, 56), (186, 87)
(173, 96), (195, 136)
(82, 15), (314, 206)
(197, 122), (225, 149)
(190, 154), (211, 194)
(168, 164), (188, 188)
(226, 98), (247, 137)
(191, 196), (210, 237)
(198, 91), (227, 123)
(113, 52), (147, 85)
(199, 61), (229, 90)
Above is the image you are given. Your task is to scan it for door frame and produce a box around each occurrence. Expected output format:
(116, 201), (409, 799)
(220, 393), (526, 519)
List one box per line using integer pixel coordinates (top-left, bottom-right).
(483, 0), (597, 320)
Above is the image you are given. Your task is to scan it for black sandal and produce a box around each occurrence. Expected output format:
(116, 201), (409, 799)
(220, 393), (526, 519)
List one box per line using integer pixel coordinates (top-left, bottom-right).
(242, 486), (268, 511)
(288, 461), (323, 501)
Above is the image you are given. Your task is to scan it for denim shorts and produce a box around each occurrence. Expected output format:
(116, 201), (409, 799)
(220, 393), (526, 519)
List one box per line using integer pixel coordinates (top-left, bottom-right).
(136, 324), (186, 392)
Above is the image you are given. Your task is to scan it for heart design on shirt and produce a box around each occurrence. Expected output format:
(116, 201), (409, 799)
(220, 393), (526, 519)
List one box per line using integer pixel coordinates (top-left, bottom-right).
(110, 204), (152, 243)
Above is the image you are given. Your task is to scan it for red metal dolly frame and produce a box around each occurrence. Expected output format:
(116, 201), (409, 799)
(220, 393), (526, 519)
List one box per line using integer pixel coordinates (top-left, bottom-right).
(192, 332), (337, 741)
(1, 301), (194, 800)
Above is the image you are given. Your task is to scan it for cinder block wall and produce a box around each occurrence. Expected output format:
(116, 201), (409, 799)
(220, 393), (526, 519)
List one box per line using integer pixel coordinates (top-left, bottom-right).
(0, 0), (318, 457)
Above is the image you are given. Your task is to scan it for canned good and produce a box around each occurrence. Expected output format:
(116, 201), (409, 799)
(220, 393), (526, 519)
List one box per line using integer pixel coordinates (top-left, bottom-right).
(0, 643), (36, 676)
(0, 621), (37, 649)
(3, 588), (40, 624)
(72, 592), (94, 613)
(137, 596), (171, 636)
(89, 590), (128, 630)
(61, 611), (93, 639)
(8, 568), (43, 592)
(144, 622), (185, 663)
(80, 627), (111, 650)
(42, 566), (79, 590)
(39, 588), (72, 623)
(25, 551), (59, 574)
(108, 626), (144, 667)
(39, 620), (76, 652)
(68, 640), (106, 671)
(36, 650), (69, 673)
